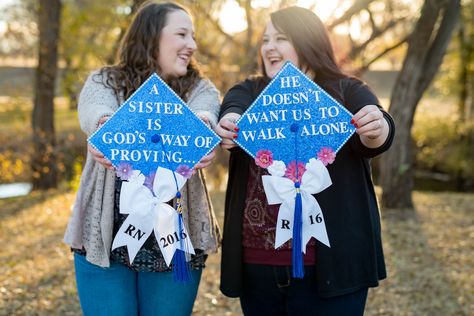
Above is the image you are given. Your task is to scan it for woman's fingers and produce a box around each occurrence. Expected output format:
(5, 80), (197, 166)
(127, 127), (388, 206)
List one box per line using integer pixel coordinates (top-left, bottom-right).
(216, 115), (241, 149)
(194, 149), (216, 169)
(98, 116), (110, 126)
(352, 105), (385, 139)
(88, 144), (113, 169)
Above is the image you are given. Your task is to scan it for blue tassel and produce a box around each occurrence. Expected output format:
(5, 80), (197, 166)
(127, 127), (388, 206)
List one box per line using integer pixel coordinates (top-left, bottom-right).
(173, 249), (191, 282)
(292, 182), (304, 278)
(173, 203), (191, 282)
(154, 137), (191, 283)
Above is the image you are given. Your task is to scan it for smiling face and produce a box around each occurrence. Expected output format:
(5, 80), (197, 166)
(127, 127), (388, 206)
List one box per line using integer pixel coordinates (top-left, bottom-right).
(158, 10), (196, 79)
(260, 21), (299, 78)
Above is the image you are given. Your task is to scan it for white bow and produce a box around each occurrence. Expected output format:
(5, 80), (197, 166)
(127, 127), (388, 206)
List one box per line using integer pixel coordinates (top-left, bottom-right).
(111, 167), (195, 265)
(262, 158), (332, 250)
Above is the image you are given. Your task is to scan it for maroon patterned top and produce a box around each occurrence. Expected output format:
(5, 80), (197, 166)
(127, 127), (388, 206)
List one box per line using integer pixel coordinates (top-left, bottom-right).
(242, 161), (316, 265)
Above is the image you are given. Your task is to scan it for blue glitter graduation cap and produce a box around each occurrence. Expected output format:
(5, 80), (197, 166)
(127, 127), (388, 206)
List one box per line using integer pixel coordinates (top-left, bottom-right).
(88, 73), (221, 177)
(89, 73), (221, 283)
(234, 61), (356, 279)
(235, 61), (355, 164)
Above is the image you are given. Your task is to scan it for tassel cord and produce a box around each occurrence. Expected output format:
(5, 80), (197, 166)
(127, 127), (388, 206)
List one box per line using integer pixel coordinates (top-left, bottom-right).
(156, 135), (192, 282)
(290, 123), (304, 278)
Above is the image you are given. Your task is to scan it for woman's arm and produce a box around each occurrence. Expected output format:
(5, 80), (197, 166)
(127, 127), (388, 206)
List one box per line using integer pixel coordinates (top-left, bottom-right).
(78, 71), (119, 169)
(77, 70), (119, 136)
(344, 79), (395, 157)
(216, 79), (256, 150)
(186, 79), (221, 170)
(187, 79), (221, 128)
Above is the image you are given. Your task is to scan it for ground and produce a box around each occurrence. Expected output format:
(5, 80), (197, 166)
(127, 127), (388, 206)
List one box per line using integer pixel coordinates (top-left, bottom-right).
(0, 189), (472, 315)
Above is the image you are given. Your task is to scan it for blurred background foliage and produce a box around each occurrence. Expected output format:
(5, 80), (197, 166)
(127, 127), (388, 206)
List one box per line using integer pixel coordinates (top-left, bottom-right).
(0, 0), (472, 193)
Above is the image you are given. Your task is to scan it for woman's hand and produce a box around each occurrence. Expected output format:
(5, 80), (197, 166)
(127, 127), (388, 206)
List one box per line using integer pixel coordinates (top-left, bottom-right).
(198, 114), (211, 127)
(194, 148), (216, 170)
(351, 105), (389, 148)
(89, 116), (114, 170)
(216, 113), (241, 150)
(88, 144), (113, 170)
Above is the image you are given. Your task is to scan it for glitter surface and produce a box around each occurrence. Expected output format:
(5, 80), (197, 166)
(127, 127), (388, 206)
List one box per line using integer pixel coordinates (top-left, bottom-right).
(88, 73), (221, 176)
(235, 62), (356, 165)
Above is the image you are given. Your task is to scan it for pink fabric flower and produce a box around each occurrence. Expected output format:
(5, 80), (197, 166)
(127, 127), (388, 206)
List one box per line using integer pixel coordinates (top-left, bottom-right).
(255, 149), (273, 168)
(317, 147), (336, 166)
(285, 160), (306, 183)
(176, 164), (193, 179)
(116, 162), (133, 180)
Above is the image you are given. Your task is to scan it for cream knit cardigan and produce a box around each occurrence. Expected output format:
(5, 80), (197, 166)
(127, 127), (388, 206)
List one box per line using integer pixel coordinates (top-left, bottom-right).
(64, 70), (221, 267)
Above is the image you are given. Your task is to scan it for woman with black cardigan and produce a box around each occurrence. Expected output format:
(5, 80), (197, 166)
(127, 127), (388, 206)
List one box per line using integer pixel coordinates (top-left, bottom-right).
(215, 6), (395, 316)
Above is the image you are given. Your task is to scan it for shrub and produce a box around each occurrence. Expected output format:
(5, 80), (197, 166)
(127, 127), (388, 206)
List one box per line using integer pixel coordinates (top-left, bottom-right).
(413, 115), (474, 190)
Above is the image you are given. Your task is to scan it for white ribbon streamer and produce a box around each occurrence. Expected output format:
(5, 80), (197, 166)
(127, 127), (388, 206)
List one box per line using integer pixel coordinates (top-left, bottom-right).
(111, 167), (195, 265)
(262, 158), (332, 251)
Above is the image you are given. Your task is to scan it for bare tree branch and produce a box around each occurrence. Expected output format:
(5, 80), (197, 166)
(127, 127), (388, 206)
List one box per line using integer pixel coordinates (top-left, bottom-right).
(192, 2), (238, 46)
(366, 7), (377, 31)
(354, 35), (408, 75)
(349, 17), (407, 60)
(327, 0), (377, 31)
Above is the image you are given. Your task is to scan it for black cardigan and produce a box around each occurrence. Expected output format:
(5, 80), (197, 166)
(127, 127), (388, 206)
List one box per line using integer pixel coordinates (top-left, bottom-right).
(219, 76), (395, 298)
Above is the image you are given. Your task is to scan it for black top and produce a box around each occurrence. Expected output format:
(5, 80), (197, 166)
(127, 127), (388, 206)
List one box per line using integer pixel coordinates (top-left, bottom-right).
(219, 76), (395, 298)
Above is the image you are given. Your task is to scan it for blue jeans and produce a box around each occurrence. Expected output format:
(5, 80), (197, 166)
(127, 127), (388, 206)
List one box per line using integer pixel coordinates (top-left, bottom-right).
(74, 253), (202, 316)
(240, 264), (368, 316)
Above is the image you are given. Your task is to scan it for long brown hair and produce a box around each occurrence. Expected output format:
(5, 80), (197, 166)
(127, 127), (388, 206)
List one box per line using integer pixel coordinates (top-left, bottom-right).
(261, 6), (346, 85)
(98, 1), (201, 101)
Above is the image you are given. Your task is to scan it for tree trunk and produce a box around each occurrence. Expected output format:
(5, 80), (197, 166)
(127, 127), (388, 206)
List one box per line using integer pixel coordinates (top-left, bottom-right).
(454, 16), (468, 190)
(32, 0), (61, 190)
(459, 1), (474, 121)
(327, 0), (377, 31)
(458, 22), (469, 121)
(380, 0), (460, 209)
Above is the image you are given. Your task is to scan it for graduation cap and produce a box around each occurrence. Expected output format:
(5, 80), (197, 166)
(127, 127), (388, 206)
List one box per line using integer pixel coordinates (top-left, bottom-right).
(234, 61), (356, 278)
(88, 73), (221, 281)
(89, 73), (220, 175)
